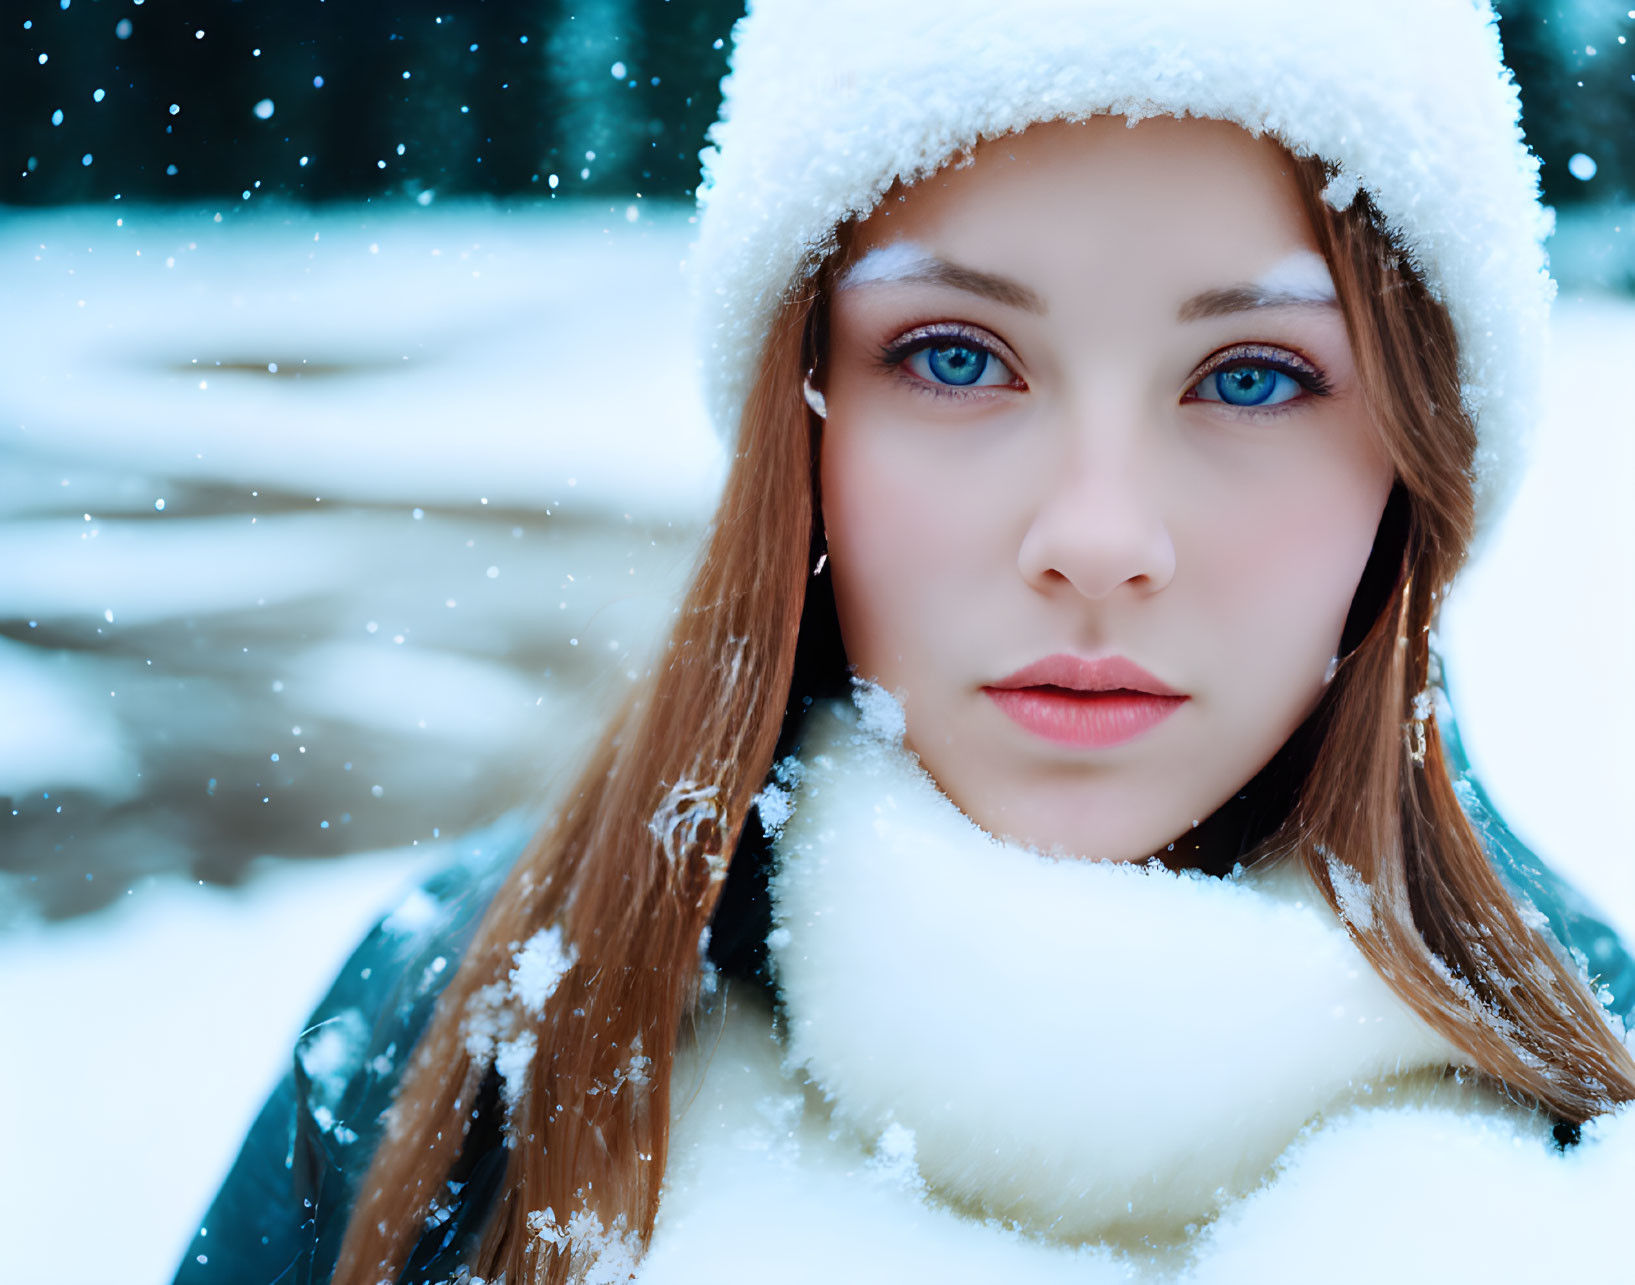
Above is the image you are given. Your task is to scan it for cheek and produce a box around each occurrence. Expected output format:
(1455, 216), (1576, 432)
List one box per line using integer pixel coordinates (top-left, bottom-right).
(1187, 438), (1391, 684)
(818, 420), (999, 684)
(820, 427), (926, 680)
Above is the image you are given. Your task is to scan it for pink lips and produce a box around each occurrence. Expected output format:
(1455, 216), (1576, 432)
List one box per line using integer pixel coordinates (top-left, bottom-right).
(983, 654), (1188, 749)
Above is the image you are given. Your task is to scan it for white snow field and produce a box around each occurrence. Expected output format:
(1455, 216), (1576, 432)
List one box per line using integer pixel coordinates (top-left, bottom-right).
(0, 200), (1631, 1285)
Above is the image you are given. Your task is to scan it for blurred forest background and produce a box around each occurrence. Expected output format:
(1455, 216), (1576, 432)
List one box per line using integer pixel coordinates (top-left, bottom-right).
(5, 0), (742, 206)
(0, 0), (1630, 216)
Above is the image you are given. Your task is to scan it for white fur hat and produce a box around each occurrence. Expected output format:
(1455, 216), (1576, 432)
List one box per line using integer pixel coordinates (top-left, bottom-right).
(691, 0), (1554, 547)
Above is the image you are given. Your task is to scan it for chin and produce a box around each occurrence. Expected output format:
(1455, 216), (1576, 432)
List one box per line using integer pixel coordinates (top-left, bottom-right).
(977, 801), (1193, 865)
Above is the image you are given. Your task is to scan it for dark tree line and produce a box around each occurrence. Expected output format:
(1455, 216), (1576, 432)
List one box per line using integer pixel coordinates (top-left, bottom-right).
(2, 0), (1630, 207)
(1500, 0), (1634, 202)
(3, 0), (743, 204)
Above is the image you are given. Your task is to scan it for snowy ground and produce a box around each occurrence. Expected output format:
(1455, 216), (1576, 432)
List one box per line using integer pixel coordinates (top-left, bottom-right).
(0, 200), (1630, 1284)
(0, 200), (721, 921)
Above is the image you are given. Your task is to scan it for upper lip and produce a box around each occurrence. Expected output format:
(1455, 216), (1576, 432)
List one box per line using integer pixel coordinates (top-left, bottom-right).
(986, 653), (1185, 697)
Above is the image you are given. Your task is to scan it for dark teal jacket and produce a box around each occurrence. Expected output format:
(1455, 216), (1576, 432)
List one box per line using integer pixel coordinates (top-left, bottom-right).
(170, 814), (531, 1285)
(172, 736), (1635, 1285)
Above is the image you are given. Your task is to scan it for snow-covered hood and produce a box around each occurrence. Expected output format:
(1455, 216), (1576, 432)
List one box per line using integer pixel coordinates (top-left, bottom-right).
(692, 0), (1550, 550)
(763, 693), (1466, 1239)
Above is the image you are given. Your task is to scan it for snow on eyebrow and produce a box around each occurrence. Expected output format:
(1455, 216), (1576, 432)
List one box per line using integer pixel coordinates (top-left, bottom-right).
(836, 240), (936, 290)
(1252, 250), (1336, 303)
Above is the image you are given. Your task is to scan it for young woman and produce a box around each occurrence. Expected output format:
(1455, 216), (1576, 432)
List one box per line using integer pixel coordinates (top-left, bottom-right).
(177, 1), (1635, 1281)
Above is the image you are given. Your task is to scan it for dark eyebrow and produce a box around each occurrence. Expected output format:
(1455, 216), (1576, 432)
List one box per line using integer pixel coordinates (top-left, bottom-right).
(1178, 286), (1341, 323)
(839, 255), (1047, 314)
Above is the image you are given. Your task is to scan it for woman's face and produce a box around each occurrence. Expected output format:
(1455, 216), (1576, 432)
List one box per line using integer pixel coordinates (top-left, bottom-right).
(820, 116), (1394, 863)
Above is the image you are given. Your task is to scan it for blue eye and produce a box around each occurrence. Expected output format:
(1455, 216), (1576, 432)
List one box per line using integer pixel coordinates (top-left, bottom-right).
(903, 341), (1016, 389)
(924, 344), (986, 385)
(1186, 345), (1332, 410)
(1196, 363), (1302, 407)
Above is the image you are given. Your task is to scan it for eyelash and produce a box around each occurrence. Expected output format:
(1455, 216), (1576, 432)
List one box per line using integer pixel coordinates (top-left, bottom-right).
(878, 328), (1333, 409)
(1184, 343), (1334, 409)
(878, 323), (1026, 400)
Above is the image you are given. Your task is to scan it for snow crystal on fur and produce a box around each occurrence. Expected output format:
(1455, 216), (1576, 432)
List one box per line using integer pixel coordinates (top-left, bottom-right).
(1184, 1103), (1635, 1282)
(692, 0), (1549, 551)
(650, 989), (1635, 1283)
(750, 780), (794, 838)
(849, 676), (908, 747)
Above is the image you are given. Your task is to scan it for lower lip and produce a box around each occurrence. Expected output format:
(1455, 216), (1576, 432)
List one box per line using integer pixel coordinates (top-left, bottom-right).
(984, 687), (1187, 749)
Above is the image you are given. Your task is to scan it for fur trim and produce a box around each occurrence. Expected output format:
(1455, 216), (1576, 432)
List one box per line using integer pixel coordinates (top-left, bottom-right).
(638, 693), (1635, 1281)
(649, 1016), (1635, 1285)
(766, 694), (1467, 1239)
(691, 0), (1550, 550)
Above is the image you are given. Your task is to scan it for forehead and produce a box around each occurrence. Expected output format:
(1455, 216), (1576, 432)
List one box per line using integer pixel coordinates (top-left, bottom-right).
(846, 116), (1320, 311)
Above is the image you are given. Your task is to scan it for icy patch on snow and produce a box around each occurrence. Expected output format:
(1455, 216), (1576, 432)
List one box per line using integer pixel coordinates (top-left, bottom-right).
(287, 640), (540, 748)
(0, 513), (362, 628)
(0, 205), (723, 519)
(0, 637), (136, 797)
(510, 925), (577, 1017)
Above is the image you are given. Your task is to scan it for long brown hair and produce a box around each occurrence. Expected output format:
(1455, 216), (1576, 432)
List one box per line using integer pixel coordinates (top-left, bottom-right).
(334, 153), (1635, 1284)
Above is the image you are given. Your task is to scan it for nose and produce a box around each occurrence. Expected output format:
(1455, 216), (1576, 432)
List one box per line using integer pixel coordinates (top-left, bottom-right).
(1015, 421), (1177, 601)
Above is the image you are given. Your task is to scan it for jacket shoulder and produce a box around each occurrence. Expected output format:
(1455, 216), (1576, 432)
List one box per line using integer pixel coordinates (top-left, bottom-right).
(170, 812), (536, 1285)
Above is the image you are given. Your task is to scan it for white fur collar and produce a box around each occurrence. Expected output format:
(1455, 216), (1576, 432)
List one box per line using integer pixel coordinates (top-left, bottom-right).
(641, 694), (1635, 1279)
(763, 690), (1467, 1240)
